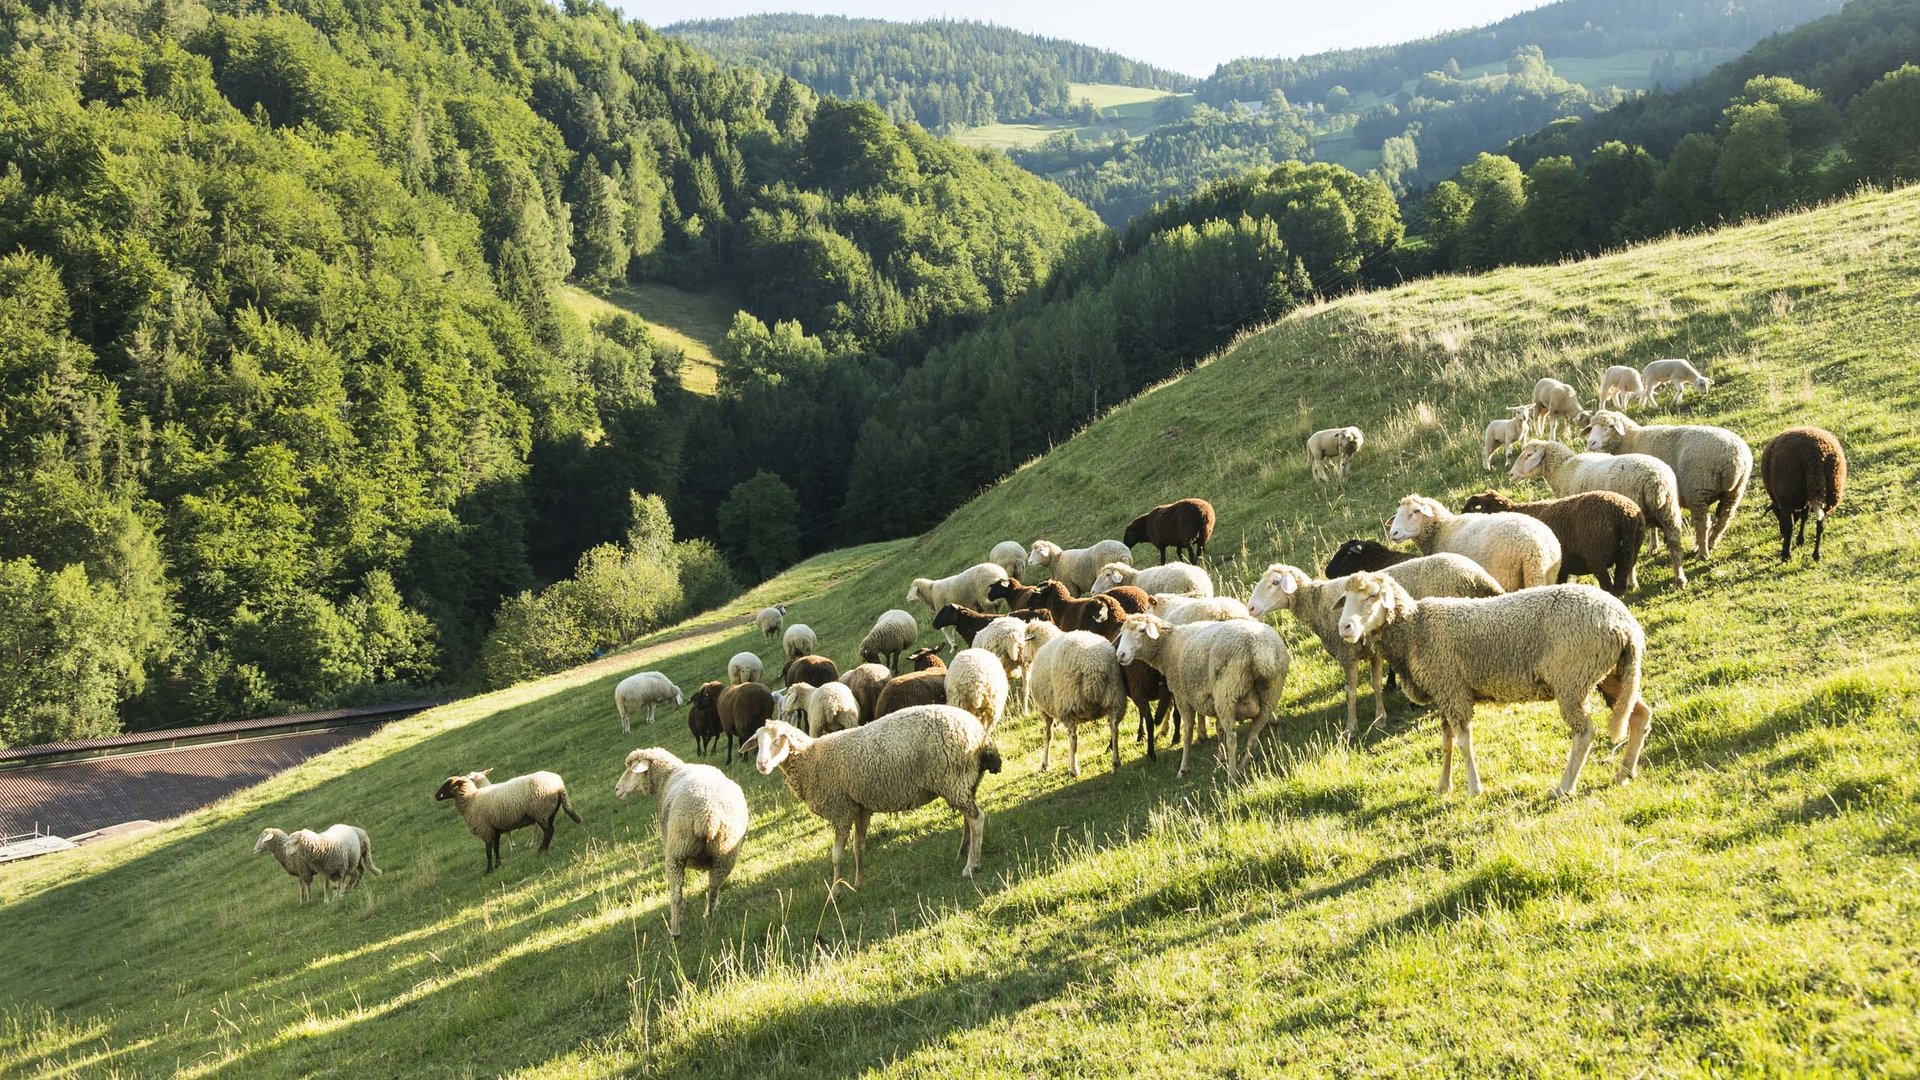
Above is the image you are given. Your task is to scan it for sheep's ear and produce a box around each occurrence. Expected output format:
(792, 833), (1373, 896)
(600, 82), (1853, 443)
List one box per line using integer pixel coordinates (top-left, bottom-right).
(1280, 573), (1297, 595)
(629, 760), (648, 776)
(1144, 620), (1160, 640)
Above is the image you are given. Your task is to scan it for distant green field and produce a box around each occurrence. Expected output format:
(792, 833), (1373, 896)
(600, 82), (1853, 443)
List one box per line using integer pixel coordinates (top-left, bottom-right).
(558, 283), (735, 396)
(950, 81), (1186, 150)
(1454, 46), (1746, 93)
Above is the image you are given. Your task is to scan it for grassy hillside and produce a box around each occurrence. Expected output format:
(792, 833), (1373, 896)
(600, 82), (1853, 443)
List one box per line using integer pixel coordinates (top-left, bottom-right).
(6, 188), (1920, 1076)
(559, 284), (737, 396)
(950, 82), (1186, 150)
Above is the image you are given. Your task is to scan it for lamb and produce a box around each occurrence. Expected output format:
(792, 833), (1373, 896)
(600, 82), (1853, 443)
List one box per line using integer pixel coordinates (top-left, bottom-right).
(1583, 410), (1753, 558)
(1148, 593), (1252, 625)
(750, 706), (1002, 898)
(1532, 378), (1586, 441)
(1024, 580), (1128, 635)
(1386, 494), (1562, 593)
(1460, 489), (1644, 594)
(873, 663), (946, 719)
(909, 563), (1013, 649)
(614, 748), (747, 937)
(254, 825), (380, 903)
(434, 770), (581, 874)
(754, 605), (787, 641)
(1509, 439), (1688, 586)
(781, 622), (817, 662)
(781, 654), (839, 689)
(1323, 538), (1415, 578)
(1482, 404), (1537, 468)
(944, 647), (1011, 736)
(973, 615), (1040, 713)
(838, 663), (893, 725)
(1641, 358), (1711, 405)
(1761, 426), (1846, 562)
(851, 609), (914, 673)
(687, 681), (725, 755)
(1598, 366), (1648, 410)
(930, 603), (1004, 650)
(1249, 556), (1501, 741)
(1025, 539), (1132, 595)
(1089, 560), (1213, 599)
(1023, 621), (1133, 775)
(716, 681), (776, 765)
(1123, 498), (1216, 564)
(987, 540), (1029, 580)
(1306, 426), (1364, 482)
(780, 681), (861, 737)
(614, 672), (683, 733)
(1336, 571), (1651, 796)
(1114, 614), (1290, 779)
(727, 651), (763, 686)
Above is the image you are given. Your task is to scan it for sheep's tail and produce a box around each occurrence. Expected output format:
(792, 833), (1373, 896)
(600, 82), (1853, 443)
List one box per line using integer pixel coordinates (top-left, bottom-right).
(1802, 446), (1830, 518)
(558, 788), (583, 824)
(977, 743), (1003, 775)
(362, 835), (383, 877)
(1605, 632), (1643, 744)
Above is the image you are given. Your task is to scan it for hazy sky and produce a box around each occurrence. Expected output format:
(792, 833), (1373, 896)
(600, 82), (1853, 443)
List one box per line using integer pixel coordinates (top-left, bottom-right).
(623, 1), (1553, 78)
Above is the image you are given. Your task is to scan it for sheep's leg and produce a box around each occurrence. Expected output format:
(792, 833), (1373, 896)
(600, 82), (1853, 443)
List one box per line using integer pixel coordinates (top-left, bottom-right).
(1775, 509), (1795, 560)
(646, 703), (657, 727)
(663, 858), (684, 936)
(620, 705), (630, 735)
(1811, 513), (1826, 562)
(1342, 661), (1360, 743)
(707, 860), (731, 920)
(537, 813), (556, 852)
(965, 807), (985, 878)
(828, 821), (849, 900)
(1454, 714), (1484, 796)
(852, 811), (869, 890)
(1555, 694), (1597, 797)
(1218, 707), (1240, 781)
(1067, 718), (1081, 778)
(1616, 696), (1653, 784)
(1040, 712), (1054, 771)
(1691, 503), (1711, 558)
(1369, 657), (1387, 729)
(1437, 717), (1456, 795)
(1108, 704), (1124, 771)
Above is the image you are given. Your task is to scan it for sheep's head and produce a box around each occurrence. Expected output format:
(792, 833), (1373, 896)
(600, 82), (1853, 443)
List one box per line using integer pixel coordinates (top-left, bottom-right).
(1122, 514), (1150, 548)
(930, 603), (960, 631)
(1031, 580), (1070, 604)
(1027, 540), (1060, 566)
(909, 646), (946, 672)
(1248, 564), (1311, 618)
(1691, 374), (1713, 395)
(253, 828), (285, 854)
(1090, 563), (1132, 594)
(750, 721), (810, 775)
(1584, 411), (1629, 452)
(1342, 426), (1365, 452)
(1509, 403), (1537, 420)
(1388, 496), (1442, 542)
(1114, 613), (1172, 666)
(1338, 571), (1409, 643)
(616, 748), (678, 799)
(436, 774), (486, 801)
(779, 684), (812, 725)
(1459, 490), (1513, 515)
(1509, 440), (1554, 483)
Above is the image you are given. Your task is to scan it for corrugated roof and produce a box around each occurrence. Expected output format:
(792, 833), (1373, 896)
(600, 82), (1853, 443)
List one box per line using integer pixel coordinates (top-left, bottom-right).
(0, 700), (446, 764)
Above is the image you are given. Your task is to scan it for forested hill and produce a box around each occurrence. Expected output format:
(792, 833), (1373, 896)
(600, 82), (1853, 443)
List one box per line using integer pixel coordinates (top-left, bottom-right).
(0, 0), (1096, 743)
(664, 15), (1193, 131)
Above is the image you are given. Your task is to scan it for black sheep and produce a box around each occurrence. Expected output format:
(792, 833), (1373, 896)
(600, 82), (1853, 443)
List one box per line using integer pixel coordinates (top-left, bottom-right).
(1123, 498), (1216, 564)
(1761, 427), (1847, 561)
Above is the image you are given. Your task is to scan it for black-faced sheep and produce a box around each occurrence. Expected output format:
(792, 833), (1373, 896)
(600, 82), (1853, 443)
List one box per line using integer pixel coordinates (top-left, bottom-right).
(687, 681), (725, 755)
(930, 603), (1003, 649)
(1460, 489), (1644, 595)
(1024, 580), (1128, 636)
(434, 770), (581, 874)
(1760, 426), (1846, 562)
(1323, 539), (1415, 578)
(1123, 498), (1216, 564)
(987, 578), (1042, 612)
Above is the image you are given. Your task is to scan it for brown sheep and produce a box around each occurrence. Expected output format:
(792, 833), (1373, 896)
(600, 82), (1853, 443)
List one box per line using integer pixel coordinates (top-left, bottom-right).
(874, 667), (946, 718)
(1460, 490), (1645, 595)
(907, 646), (947, 672)
(1761, 427), (1846, 562)
(987, 578), (1042, 611)
(1102, 585), (1153, 615)
(931, 603), (1003, 647)
(1322, 538), (1416, 578)
(716, 682), (775, 766)
(1024, 580), (1129, 636)
(687, 681), (725, 756)
(1124, 498), (1216, 564)
(839, 663), (893, 725)
(781, 654), (839, 689)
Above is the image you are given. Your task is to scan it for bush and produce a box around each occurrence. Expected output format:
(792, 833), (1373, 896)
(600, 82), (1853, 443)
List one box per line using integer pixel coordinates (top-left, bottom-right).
(673, 538), (740, 615)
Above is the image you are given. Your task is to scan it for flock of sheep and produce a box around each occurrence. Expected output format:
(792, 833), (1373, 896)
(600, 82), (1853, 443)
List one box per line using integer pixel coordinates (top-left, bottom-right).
(252, 357), (1850, 940)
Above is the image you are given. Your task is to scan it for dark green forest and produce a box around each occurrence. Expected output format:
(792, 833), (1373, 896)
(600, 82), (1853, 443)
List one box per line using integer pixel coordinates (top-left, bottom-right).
(664, 14), (1192, 131)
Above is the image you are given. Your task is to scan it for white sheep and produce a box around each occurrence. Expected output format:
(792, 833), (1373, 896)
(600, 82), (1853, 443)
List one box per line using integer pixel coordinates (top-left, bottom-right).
(1024, 539), (1132, 595)
(1114, 614), (1290, 780)
(1306, 426), (1364, 482)
(1598, 365), (1648, 410)
(972, 615), (1036, 713)
(1090, 560), (1213, 599)
(1148, 593), (1252, 625)
(613, 672), (683, 734)
(1336, 571), (1652, 797)
(754, 605), (787, 641)
(1386, 494), (1562, 592)
(945, 647), (1011, 738)
(727, 651), (764, 685)
(908, 563), (1013, 649)
(859, 608), (919, 672)
(987, 540), (1029, 579)
(1482, 404), (1537, 468)
(434, 770), (581, 874)
(1509, 439), (1688, 586)
(781, 622), (817, 662)
(614, 747), (748, 936)
(1023, 621), (1130, 776)
(1248, 556), (1502, 741)
(751, 707), (1003, 898)
(253, 825), (380, 903)
(781, 680), (861, 737)
(1532, 378), (1586, 442)
(1641, 358), (1711, 404)
(1583, 410), (1752, 558)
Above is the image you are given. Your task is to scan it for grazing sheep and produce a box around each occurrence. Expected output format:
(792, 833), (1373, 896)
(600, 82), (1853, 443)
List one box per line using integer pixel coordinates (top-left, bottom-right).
(907, 647), (947, 672)
(931, 603), (1005, 650)
(1090, 560), (1213, 599)
(987, 540), (1029, 579)
(781, 681), (861, 737)
(1148, 593), (1252, 625)
(1249, 556), (1501, 740)
(781, 623), (817, 663)
(1584, 410), (1753, 558)
(751, 707), (1002, 898)
(1461, 490), (1644, 594)
(1123, 498), (1217, 564)
(1532, 378), (1586, 441)
(687, 681), (724, 755)
(1323, 538), (1415, 578)
(1387, 494), (1562, 593)
(1482, 404), (1537, 468)
(945, 648), (1011, 736)
(1306, 426), (1364, 482)
(910, 563), (1013, 649)
(755, 605), (787, 641)
(874, 664), (946, 719)
(1509, 439), (1688, 586)
(973, 615), (1040, 714)
(838, 663), (893, 726)
(1114, 614), (1290, 779)
(253, 825), (379, 903)
(856, 609), (918, 673)
(716, 682), (776, 765)
(1024, 623), (1133, 775)
(782, 654), (839, 689)
(434, 770), (581, 874)
(1641, 358), (1711, 405)
(614, 672), (683, 734)
(987, 578), (1041, 612)
(1336, 572), (1651, 797)
(1598, 366), (1648, 410)
(614, 748), (747, 937)
(1024, 580), (1128, 636)
(1761, 426), (1847, 562)
(727, 651), (764, 686)
(1025, 539), (1132, 595)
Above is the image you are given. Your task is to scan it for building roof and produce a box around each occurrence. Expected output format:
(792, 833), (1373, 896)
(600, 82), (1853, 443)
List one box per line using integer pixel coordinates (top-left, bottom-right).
(0, 700), (443, 765)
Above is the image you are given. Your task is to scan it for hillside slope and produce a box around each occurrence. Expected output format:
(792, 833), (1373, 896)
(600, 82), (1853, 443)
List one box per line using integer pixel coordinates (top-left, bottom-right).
(5, 188), (1920, 1076)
